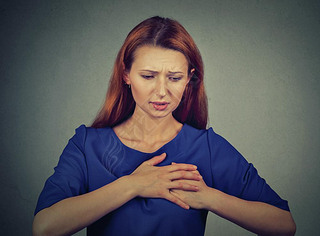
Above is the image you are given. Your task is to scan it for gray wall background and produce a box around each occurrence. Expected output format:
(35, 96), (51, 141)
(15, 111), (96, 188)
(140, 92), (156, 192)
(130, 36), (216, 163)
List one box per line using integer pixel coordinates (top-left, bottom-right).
(1, 0), (319, 235)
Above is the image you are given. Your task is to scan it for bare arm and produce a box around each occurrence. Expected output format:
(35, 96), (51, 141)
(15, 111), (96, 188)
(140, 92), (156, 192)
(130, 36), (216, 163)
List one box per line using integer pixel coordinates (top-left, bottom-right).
(171, 172), (296, 236)
(33, 153), (201, 236)
(205, 188), (296, 236)
(33, 175), (136, 236)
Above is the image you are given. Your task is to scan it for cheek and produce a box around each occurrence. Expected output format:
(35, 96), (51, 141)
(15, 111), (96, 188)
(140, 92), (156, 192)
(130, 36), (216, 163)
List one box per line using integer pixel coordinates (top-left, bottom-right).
(131, 83), (152, 105)
(170, 84), (187, 102)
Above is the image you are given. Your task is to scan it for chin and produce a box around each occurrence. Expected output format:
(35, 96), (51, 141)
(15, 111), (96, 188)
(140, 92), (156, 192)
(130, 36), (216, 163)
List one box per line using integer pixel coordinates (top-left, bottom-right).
(149, 110), (173, 119)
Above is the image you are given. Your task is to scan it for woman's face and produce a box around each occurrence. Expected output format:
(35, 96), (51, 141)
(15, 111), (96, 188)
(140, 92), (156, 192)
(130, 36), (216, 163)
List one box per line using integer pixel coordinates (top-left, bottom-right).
(124, 45), (191, 119)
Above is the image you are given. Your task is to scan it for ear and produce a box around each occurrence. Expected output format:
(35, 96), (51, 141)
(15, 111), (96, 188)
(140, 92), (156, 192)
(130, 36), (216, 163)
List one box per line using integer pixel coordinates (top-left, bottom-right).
(123, 71), (131, 85)
(187, 68), (195, 83)
(122, 62), (131, 85)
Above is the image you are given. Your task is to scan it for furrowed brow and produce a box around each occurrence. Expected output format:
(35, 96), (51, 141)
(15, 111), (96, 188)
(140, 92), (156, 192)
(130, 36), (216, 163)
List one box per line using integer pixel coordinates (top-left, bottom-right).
(168, 71), (184, 75)
(139, 70), (158, 74)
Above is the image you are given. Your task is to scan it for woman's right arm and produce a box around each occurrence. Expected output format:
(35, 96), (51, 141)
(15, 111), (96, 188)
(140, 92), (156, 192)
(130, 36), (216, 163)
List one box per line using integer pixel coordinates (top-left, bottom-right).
(32, 153), (201, 236)
(33, 175), (137, 236)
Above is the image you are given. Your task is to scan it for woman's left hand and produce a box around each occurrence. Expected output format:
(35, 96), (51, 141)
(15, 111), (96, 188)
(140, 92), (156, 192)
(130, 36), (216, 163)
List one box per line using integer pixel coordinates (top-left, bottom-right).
(170, 163), (210, 210)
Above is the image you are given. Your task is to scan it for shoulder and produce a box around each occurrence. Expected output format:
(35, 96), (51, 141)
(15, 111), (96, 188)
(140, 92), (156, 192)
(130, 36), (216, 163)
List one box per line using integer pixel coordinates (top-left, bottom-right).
(74, 124), (113, 134)
(183, 123), (207, 138)
(72, 124), (114, 147)
(184, 124), (241, 157)
(183, 123), (225, 145)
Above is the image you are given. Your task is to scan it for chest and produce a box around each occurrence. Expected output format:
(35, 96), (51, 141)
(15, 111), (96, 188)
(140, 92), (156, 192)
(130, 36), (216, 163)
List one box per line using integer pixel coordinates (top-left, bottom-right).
(119, 139), (170, 153)
(85, 142), (214, 191)
(88, 197), (208, 236)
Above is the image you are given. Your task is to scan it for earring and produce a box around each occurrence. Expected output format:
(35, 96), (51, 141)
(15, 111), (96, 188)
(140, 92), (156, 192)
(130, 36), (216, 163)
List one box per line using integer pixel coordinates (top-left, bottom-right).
(128, 84), (131, 89)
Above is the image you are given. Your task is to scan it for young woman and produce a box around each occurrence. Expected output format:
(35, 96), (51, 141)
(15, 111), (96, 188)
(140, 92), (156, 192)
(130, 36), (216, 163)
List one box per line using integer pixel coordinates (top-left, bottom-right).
(33, 16), (296, 236)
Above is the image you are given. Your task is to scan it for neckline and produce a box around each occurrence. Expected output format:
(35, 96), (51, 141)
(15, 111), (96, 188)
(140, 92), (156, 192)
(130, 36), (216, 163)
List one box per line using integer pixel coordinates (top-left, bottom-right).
(110, 123), (187, 155)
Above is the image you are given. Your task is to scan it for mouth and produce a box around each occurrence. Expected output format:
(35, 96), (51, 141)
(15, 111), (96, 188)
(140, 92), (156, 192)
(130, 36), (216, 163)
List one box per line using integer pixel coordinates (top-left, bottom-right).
(150, 101), (169, 111)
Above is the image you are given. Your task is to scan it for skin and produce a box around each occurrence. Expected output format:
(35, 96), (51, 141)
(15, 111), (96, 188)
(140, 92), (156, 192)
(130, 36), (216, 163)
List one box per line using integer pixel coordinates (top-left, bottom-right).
(170, 165), (296, 235)
(120, 45), (296, 235)
(32, 46), (199, 236)
(33, 154), (200, 236)
(125, 45), (191, 121)
(33, 45), (296, 236)
(115, 45), (194, 153)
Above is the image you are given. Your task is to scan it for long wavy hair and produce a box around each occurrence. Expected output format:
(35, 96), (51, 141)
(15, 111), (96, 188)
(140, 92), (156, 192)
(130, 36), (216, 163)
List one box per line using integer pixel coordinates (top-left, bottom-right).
(91, 16), (208, 129)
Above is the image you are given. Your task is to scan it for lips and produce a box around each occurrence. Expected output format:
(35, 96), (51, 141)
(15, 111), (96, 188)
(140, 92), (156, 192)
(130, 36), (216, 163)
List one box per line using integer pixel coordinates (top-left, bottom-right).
(151, 101), (169, 111)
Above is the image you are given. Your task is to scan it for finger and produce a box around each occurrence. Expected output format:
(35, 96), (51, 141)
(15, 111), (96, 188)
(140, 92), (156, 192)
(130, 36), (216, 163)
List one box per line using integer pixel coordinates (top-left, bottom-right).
(170, 164), (202, 179)
(145, 153), (166, 166)
(169, 181), (199, 191)
(171, 162), (201, 175)
(164, 192), (189, 210)
(190, 170), (200, 175)
(171, 162), (200, 174)
(167, 163), (197, 172)
(167, 171), (202, 181)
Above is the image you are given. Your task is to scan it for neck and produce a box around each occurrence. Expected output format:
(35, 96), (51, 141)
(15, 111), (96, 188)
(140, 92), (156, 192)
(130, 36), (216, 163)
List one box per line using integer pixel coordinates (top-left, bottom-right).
(123, 107), (182, 141)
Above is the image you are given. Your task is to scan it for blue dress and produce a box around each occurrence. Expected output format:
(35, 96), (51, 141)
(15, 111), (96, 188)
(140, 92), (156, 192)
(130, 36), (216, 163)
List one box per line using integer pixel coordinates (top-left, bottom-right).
(34, 124), (289, 236)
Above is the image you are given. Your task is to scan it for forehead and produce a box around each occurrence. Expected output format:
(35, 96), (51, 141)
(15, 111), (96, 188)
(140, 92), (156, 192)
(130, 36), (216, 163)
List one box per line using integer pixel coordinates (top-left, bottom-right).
(132, 46), (189, 71)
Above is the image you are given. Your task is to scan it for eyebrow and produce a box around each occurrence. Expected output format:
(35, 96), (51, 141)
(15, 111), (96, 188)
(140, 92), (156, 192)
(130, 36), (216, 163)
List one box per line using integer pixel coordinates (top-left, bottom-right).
(139, 70), (184, 74)
(139, 70), (157, 73)
(168, 71), (184, 74)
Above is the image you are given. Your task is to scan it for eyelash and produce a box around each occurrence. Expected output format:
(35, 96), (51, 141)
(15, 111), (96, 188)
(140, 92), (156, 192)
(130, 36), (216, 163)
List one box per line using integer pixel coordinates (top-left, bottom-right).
(169, 77), (182, 81)
(141, 75), (154, 79)
(141, 75), (182, 81)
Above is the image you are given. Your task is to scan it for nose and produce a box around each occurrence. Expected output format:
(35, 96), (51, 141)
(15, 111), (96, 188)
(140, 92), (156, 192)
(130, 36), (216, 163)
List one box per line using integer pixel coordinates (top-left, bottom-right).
(155, 77), (167, 97)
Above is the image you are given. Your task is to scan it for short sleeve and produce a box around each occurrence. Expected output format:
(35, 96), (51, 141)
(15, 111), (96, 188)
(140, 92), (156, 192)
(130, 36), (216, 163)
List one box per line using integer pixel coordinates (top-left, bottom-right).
(207, 128), (290, 211)
(34, 125), (88, 215)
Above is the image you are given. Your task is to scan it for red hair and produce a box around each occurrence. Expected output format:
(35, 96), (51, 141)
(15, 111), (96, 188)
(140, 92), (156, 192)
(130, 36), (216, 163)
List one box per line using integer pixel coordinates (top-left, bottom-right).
(91, 16), (208, 129)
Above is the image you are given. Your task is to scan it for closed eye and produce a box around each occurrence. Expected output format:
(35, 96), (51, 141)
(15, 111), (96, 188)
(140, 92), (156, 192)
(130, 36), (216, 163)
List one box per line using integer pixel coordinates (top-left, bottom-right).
(141, 75), (154, 79)
(169, 77), (182, 82)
